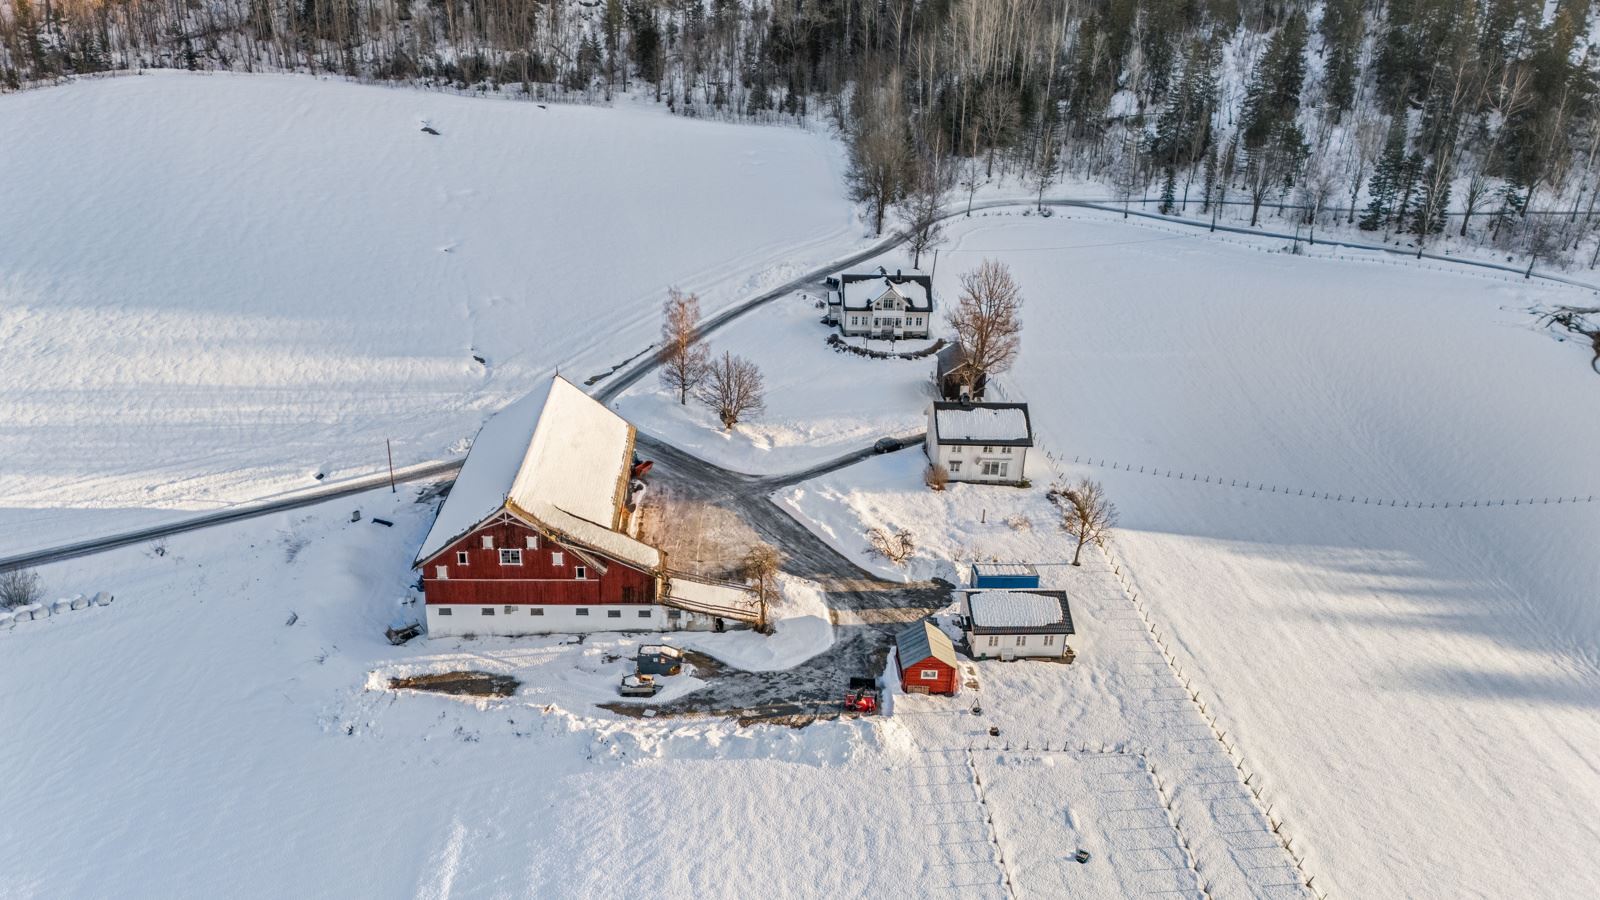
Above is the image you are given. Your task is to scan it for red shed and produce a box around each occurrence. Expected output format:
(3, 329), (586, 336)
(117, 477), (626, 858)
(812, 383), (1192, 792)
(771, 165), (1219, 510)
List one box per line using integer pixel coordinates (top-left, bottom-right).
(896, 619), (960, 696)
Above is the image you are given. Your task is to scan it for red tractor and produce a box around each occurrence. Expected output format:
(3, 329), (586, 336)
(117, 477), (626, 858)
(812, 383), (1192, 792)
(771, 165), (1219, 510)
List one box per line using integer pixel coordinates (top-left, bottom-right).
(843, 676), (880, 715)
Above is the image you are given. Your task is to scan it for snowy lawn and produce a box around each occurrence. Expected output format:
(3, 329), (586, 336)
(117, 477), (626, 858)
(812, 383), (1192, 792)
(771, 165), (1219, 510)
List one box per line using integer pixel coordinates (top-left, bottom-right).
(776, 211), (1600, 899)
(0, 72), (858, 554)
(614, 290), (932, 474)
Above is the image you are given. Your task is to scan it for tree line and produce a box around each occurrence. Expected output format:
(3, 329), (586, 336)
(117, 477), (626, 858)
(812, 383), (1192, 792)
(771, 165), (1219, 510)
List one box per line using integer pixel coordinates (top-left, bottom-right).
(8, 0), (1600, 264)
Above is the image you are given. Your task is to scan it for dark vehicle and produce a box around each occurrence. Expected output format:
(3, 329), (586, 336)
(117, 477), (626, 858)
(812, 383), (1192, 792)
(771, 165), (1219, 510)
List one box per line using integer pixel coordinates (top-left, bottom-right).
(872, 437), (902, 454)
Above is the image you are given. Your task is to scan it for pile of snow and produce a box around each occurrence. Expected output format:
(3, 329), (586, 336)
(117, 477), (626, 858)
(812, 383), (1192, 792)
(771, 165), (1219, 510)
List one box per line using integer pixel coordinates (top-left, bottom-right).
(0, 72), (857, 554)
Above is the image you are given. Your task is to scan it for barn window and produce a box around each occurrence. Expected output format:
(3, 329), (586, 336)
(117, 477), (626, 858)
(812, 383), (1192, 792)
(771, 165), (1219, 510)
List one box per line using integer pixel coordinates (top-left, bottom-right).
(987, 636), (999, 647)
(530, 607), (544, 616)
(437, 608), (453, 616)
(1043, 635), (1055, 646)
(575, 608), (589, 616)
(574, 566), (587, 580)
(919, 669), (939, 680)
(1014, 635), (1027, 646)
(525, 535), (539, 550)
(435, 566), (448, 580)
(481, 535), (494, 549)
(456, 551), (469, 566)
(481, 608), (495, 616)
(607, 610), (621, 618)
(551, 551), (565, 567)
(499, 548), (522, 566)
(638, 610), (651, 618)
(504, 605), (516, 614)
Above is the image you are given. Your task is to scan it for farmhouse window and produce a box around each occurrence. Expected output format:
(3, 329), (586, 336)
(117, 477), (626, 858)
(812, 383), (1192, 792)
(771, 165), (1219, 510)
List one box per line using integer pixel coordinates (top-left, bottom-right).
(456, 551), (469, 566)
(525, 535), (539, 549)
(982, 446), (994, 454)
(575, 566), (587, 580)
(481, 536), (494, 549)
(981, 461), (1007, 477)
(608, 610), (622, 618)
(530, 607), (544, 616)
(1043, 635), (1055, 646)
(949, 445), (961, 454)
(438, 608), (453, 616)
(919, 669), (939, 680)
(1001, 447), (1012, 455)
(551, 551), (565, 567)
(638, 610), (651, 618)
(949, 461), (962, 473)
(504, 605), (516, 614)
(482, 608), (495, 616)
(576, 608), (590, 616)
(435, 566), (448, 579)
(499, 548), (523, 566)
(1014, 636), (1027, 647)
(987, 636), (999, 647)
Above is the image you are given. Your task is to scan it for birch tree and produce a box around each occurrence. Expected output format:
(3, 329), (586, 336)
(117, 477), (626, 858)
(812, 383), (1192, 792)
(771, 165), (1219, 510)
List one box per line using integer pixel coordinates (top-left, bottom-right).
(659, 288), (709, 405)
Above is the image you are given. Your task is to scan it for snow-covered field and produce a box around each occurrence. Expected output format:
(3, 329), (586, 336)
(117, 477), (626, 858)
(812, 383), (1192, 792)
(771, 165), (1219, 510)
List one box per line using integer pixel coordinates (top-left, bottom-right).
(0, 72), (858, 554)
(614, 293), (931, 473)
(774, 211), (1600, 899)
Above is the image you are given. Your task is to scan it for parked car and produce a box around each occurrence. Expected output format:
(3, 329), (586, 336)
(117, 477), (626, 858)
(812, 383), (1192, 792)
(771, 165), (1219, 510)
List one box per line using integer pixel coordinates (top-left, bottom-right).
(872, 437), (902, 454)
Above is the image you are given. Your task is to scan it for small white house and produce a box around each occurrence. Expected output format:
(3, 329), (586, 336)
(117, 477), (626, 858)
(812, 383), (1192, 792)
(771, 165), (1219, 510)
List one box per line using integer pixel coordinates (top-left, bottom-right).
(925, 401), (1033, 485)
(960, 590), (1075, 660)
(827, 268), (933, 339)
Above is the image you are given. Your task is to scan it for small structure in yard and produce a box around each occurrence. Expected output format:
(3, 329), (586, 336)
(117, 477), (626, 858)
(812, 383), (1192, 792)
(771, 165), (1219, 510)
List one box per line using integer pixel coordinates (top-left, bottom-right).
(826, 268), (933, 339)
(619, 673), (660, 697)
(636, 644), (684, 676)
(925, 401), (1033, 486)
(971, 563), (1040, 590)
(895, 619), (961, 696)
(960, 590), (1076, 661)
(935, 343), (987, 401)
(413, 374), (762, 637)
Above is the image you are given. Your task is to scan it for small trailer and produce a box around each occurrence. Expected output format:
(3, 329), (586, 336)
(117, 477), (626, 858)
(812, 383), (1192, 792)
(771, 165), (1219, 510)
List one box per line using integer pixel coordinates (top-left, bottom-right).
(619, 674), (660, 697)
(636, 644), (684, 676)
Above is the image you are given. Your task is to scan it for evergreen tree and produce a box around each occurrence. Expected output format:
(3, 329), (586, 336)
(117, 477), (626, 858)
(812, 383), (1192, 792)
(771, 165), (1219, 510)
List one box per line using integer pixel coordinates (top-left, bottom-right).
(1360, 122), (1408, 230)
(1241, 11), (1309, 149)
(1159, 165), (1178, 214)
(1319, 0), (1364, 114)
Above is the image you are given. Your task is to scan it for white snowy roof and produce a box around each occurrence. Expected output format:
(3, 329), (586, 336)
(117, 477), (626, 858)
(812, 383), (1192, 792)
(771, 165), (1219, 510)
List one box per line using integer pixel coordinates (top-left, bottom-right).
(415, 375), (654, 568)
(966, 591), (1070, 629)
(933, 403), (1032, 444)
(839, 271), (932, 311)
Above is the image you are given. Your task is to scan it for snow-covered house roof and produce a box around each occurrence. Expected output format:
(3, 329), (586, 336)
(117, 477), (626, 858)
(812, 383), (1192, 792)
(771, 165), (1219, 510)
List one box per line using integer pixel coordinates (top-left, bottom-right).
(962, 590), (1074, 634)
(414, 375), (656, 569)
(930, 401), (1033, 446)
(838, 268), (933, 312)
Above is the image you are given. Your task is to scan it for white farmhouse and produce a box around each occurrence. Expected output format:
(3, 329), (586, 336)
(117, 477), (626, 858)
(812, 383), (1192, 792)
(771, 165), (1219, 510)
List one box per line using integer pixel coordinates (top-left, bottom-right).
(925, 401), (1033, 485)
(826, 267), (933, 339)
(959, 589), (1075, 660)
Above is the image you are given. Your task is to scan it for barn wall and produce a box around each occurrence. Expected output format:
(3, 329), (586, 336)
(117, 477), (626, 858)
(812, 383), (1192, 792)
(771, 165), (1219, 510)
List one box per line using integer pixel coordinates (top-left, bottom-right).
(900, 656), (959, 695)
(421, 516), (657, 606)
(426, 603), (717, 637)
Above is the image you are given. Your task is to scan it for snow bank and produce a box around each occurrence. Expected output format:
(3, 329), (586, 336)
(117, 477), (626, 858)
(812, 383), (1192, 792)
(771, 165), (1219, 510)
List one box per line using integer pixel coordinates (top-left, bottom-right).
(666, 576), (833, 671)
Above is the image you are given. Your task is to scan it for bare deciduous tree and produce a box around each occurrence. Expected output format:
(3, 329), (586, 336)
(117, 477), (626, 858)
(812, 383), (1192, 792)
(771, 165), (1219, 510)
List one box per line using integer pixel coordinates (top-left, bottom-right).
(659, 288), (709, 405)
(698, 351), (765, 429)
(0, 567), (42, 609)
(898, 152), (951, 268)
(741, 541), (782, 630)
(847, 70), (915, 235)
(924, 463), (950, 491)
(866, 527), (916, 564)
(948, 259), (1023, 395)
(1049, 479), (1118, 566)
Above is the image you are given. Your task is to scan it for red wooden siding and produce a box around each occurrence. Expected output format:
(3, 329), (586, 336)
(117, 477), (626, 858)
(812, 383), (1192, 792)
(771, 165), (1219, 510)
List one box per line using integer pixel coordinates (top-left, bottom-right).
(421, 516), (657, 606)
(899, 655), (959, 696)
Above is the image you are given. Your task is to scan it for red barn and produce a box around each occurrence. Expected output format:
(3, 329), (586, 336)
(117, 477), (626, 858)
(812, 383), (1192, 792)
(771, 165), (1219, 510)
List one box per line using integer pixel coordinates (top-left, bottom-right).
(895, 619), (960, 696)
(414, 375), (759, 637)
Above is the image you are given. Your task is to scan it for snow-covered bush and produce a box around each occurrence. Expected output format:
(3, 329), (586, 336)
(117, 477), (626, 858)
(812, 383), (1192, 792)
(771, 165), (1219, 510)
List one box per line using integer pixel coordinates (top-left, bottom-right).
(866, 528), (915, 565)
(924, 464), (949, 491)
(0, 568), (42, 610)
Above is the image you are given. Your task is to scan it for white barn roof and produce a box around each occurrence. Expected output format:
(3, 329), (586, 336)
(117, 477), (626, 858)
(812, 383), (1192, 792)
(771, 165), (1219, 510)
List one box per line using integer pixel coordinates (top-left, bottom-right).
(415, 375), (655, 568)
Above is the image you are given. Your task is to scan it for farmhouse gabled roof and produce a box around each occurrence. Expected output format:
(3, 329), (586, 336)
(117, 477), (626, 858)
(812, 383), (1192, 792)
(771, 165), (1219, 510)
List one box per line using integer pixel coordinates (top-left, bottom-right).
(838, 269), (933, 312)
(963, 590), (1075, 635)
(414, 375), (657, 569)
(930, 401), (1033, 446)
(896, 619), (958, 669)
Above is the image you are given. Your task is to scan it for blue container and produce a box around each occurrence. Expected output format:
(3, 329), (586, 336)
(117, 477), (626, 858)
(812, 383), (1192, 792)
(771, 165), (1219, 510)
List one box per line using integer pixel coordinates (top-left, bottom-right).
(970, 563), (1040, 590)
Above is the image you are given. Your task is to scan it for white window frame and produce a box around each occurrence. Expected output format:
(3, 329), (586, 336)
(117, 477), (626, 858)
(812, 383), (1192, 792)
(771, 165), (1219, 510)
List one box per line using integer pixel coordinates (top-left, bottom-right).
(637, 610), (652, 618)
(530, 607), (544, 616)
(525, 535), (539, 550)
(504, 605), (516, 614)
(456, 551), (469, 566)
(551, 551), (565, 567)
(481, 535), (494, 550)
(574, 566), (587, 580)
(437, 607), (453, 616)
(949, 460), (962, 473)
(607, 609), (622, 618)
(435, 565), (448, 580)
(499, 548), (523, 566)
(950, 445), (961, 454)
(1043, 634), (1055, 646)
(986, 635), (999, 647)
(982, 461), (1008, 477)
(575, 607), (589, 616)
(1001, 446), (1013, 455)
(1014, 635), (1027, 647)
(982, 446), (995, 454)
(919, 669), (939, 680)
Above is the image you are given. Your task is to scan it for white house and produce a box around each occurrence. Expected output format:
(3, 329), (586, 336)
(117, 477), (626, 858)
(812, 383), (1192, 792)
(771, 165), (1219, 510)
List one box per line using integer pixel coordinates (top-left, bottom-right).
(827, 267), (933, 339)
(925, 401), (1033, 485)
(959, 589), (1075, 660)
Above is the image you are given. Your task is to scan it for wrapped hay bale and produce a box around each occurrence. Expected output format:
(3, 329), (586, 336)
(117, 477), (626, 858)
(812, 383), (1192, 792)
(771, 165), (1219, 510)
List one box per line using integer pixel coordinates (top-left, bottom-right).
(70, 594), (89, 610)
(0, 611), (13, 629)
(17, 603), (41, 621)
(52, 597), (74, 616)
(93, 591), (114, 607)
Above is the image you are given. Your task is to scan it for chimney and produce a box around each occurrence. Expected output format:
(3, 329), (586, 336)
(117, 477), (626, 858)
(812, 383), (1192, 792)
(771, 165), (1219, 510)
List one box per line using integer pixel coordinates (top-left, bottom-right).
(896, 268), (902, 279)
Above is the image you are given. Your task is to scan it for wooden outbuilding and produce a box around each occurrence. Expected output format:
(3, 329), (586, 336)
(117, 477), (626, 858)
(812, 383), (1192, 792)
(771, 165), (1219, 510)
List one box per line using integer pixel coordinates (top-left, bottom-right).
(895, 619), (960, 696)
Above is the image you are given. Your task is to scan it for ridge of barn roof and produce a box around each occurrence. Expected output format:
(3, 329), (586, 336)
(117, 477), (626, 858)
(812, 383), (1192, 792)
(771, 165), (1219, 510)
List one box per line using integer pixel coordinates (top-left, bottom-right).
(414, 375), (643, 566)
(896, 619), (958, 668)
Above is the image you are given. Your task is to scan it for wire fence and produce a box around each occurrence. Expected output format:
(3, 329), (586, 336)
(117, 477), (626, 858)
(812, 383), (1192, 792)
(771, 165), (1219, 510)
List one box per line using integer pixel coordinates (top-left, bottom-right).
(1044, 451), (1597, 511)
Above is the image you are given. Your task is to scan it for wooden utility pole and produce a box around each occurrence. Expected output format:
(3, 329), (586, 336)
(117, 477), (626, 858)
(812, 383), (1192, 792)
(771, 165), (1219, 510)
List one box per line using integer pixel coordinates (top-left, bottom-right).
(387, 439), (396, 493)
